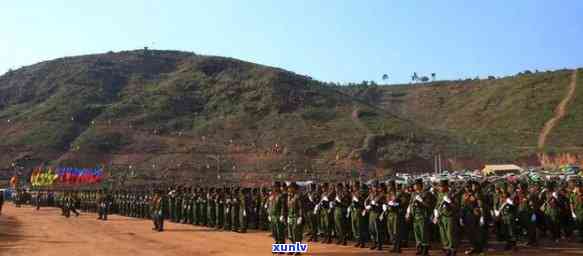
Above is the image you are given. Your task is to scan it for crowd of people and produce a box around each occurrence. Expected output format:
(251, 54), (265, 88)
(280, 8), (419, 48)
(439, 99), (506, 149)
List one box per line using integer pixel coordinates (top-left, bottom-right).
(5, 174), (583, 256)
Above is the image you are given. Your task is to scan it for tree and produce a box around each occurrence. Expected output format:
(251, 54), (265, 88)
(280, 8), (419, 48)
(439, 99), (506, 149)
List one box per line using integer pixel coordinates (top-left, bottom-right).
(370, 81), (377, 87)
(420, 76), (430, 83)
(382, 74), (389, 81)
(431, 73), (436, 81)
(487, 75), (496, 80)
(412, 72), (419, 83)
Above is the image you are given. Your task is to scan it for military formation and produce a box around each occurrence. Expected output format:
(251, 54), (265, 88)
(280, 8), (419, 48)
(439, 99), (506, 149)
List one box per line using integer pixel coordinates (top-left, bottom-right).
(7, 175), (583, 256)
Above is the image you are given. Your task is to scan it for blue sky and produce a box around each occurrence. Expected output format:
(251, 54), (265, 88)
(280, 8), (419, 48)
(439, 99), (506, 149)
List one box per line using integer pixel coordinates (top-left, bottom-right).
(1, 0), (582, 83)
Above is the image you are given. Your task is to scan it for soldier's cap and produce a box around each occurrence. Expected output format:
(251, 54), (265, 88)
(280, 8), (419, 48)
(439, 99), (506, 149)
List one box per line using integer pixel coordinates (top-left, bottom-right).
(289, 182), (299, 189)
(272, 181), (281, 188)
(387, 179), (396, 186)
(360, 184), (368, 192)
(336, 182), (344, 188)
(414, 178), (424, 185)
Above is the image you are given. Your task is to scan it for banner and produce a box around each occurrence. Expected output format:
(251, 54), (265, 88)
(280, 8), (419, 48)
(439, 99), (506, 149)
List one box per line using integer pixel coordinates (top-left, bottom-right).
(30, 166), (104, 186)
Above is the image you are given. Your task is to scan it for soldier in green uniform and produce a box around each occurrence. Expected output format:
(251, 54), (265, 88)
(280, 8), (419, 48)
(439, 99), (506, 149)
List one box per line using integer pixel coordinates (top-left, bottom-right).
(571, 180), (583, 243)
(193, 187), (200, 225)
(224, 188), (232, 230)
(541, 182), (561, 244)
(366, 182), (385, 251)
(208, 188), (216, 227)
(384, 180), (404, 253)
(215, 187), (224, 229)
(461, 180), (487, 255)
(306, 183), (320, 242)
(333, 183), (350, 245)
(268, 182), (286, 245)
(517, 183), (538, 246)
(239, 187), (249, 233)
(318, 183), (334, 244)
(350, 182), (367, 248)
(407, 178), (431, 256)
(286, 182), (304, 253)
(434, 179), (459, 256)
(498, 190), (518, 250)
(231, 187), (240, 232)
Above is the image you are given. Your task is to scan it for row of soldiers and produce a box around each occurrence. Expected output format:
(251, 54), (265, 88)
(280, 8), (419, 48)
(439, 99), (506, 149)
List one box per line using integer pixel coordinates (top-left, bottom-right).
(17, 175), (583, 255)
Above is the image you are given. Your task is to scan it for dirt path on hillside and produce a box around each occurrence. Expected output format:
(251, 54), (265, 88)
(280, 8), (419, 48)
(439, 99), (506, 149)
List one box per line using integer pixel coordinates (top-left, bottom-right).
(3, 204), (583, 256)
(538, 70), (578, 149)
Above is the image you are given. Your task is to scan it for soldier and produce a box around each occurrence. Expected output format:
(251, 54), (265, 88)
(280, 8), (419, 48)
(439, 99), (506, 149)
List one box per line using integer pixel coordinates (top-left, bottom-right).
(239, 187), (249, 233)
(462, 180), (487, 255)
(224, 188), (232, 230)
(541, 182), (561, 244)
(231, 187), (240, 232)
(384, 180), (404, 253)
(570, 180), (583, 243)
(365, 182), (385, 251)
(182, 187), (193, 224)
(319, 183), (335, 244)
(306, 183), (320, 242)
(351, 183), (368, 248)
(96, 189), (111, 220)
(268, 181), (286, 245)
(208, 188), (217, 227)
(332, 183), (349, 245)
(497, 190), (518, 250)
(215, 187), (225, 229)
(407, 179), (431, 256)
(286, 182), (304, 255)
(517, 183), (538, 246)
(434, 179), (459, 256)
(151, 189), (165, 232)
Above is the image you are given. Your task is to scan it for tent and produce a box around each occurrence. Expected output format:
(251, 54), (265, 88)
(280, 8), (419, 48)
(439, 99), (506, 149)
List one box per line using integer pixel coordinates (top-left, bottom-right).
(482, 164), (524, 176)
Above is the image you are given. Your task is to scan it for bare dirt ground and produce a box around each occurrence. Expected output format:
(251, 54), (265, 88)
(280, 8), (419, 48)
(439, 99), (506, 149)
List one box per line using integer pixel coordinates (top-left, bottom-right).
(1, 204), (582, 256)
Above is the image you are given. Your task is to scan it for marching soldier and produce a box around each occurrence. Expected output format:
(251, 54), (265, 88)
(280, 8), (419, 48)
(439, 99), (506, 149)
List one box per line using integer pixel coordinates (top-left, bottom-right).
(498, 190), (518, 250)
(268, 181), (286, 245)
(365, 182), (385, 251)
(434, 179), (459, 256)
(96, 189), (111, 220)
(239, 187), (249, 233)
(208, 188), (217, 227)
(570, 180), (583, 243)
(333, 183), (350, 245)
(231, 187), (240, 232)
(286, 182), (304, 255)
(384, 180), (404, 253)
(350, 182), (368, 248)
(407, 179), (431, 256)
(461, 180), (487, 255)
(306, 183), (320, 242)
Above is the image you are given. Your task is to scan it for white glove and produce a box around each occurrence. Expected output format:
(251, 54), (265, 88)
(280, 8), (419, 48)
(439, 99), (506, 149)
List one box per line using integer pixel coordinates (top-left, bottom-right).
(268, 216), (272, 222)
(243, 210), (246, 217)
(443, 196), (451, 204)
(371, 200), (376, 205)
(322, 196), (328, 201)
(479, 216), (485, 226)
(308, 195), (313, 202)
(297, 217), (303, 225)
(329, 202), (335, 208)
(459, 218), (464, 226)
(335, 196), (341, 203)
(365, 205), (372, 210)
(506, 198), (513, 205)
(432, 216), (438, 224)
(279, 216), (284, 222)
(494, 210), (500, 217)
(531, 213), (537, 222)
(430, 187), (435, 193)
(347, 207), (351, 214)
(382, 204), (388, 212)
(226, 208), (230, 214)
(352, 196), (359, 202)
(415, 195), (423, 202)
(433, 209), (439, 219)
(573, 211), (577, 219)
(552, 192), (558, 199)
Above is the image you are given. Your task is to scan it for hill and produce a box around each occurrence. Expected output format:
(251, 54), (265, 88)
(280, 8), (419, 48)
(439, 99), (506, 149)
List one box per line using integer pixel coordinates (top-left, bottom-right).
(341, 68), (583, 168)
(0, 50), (444, 185)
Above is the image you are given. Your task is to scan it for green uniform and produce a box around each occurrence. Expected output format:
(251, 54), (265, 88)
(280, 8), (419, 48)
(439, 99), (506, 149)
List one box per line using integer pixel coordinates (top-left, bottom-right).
(333, 192), (349, 244)
(385, 190), (404, 252)
(409, 191), (431, 249)
(435, 191), (458, 252)
(366, 192), (384, 250)
(570, 190), (583, 241)
(286, 192), (304, 243)
(268, 191), (286, 244)
(238, 191), (248, 233)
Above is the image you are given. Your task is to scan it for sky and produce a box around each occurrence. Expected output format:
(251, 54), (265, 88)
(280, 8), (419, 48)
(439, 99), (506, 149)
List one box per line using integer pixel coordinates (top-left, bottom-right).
(1, 0), (582, 84)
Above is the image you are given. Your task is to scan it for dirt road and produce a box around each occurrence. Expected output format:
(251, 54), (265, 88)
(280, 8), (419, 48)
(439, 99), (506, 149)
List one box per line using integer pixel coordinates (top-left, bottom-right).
(1, 204), (583, 256)
(538, 70), (578, 149)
